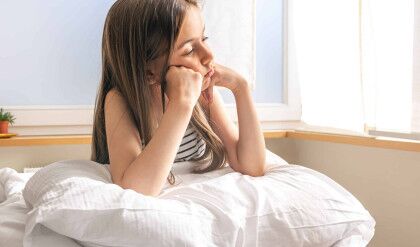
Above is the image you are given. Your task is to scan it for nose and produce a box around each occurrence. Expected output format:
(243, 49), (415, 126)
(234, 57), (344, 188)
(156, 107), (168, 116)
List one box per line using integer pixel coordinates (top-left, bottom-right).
(201, 43), (214, 66)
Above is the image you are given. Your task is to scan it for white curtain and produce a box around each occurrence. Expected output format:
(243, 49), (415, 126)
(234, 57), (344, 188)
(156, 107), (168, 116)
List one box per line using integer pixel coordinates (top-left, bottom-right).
(292, 0), (418, 134)
(201, 0), (256, 89)
(290, 0), (364, 132)
(413, 0), (420, 132)
(362, 0), (414, 133)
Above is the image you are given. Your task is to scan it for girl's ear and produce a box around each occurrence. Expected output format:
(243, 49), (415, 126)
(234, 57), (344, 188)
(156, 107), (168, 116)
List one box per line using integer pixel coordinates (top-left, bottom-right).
(146, 55), (166, 85)
(146, 64), (161, 85)
(146, 69), (156, 85)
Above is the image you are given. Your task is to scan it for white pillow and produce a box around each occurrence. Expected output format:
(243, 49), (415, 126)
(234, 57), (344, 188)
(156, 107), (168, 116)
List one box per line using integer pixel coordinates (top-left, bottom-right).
(22, 150), (375, 247)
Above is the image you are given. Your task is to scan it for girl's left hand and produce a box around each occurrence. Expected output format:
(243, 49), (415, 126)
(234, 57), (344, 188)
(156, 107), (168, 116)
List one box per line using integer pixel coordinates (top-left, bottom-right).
(202, 63), (246, 103)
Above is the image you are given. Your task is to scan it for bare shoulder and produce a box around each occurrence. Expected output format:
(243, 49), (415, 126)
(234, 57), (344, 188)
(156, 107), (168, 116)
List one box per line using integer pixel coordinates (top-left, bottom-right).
(104, 88), (138, 140)
(104, 88), (142, 185)
(105, 88), (125, 110)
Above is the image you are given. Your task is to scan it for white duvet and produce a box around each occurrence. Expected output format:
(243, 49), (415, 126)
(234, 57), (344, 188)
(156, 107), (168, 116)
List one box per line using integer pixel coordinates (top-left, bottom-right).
(0, 168), (33, 247)
(0, 149), (375, 246)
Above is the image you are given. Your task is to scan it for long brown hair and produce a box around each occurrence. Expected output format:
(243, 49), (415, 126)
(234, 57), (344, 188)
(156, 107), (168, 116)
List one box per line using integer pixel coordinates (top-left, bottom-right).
(91, 0), (227, 185)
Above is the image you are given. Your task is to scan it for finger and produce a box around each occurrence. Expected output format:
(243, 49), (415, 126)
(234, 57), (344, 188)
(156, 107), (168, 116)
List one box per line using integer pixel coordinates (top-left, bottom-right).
(202, 90), (209, 102)
(207, 85), (214, 103)
(166, 64), (179, 71)
(167, 64), (187, 72)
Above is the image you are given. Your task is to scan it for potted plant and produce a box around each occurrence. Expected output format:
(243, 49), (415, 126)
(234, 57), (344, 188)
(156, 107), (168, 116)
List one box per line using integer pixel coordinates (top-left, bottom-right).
(0, 108), (16, 134)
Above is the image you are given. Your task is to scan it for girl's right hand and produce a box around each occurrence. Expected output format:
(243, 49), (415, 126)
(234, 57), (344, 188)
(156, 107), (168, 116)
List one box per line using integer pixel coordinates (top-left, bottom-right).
(165, 66), (203, 108)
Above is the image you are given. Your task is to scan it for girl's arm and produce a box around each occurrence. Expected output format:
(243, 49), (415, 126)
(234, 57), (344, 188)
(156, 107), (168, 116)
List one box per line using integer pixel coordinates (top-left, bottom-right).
(105, 90), (194, 197)
(107, 67), (202, 197)
(202, 64), (266, 176)
(231, 79), (266, 176)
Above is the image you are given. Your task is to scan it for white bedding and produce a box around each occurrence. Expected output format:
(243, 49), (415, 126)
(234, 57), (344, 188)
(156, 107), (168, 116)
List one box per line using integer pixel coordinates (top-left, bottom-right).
(0, 169), (41, 247)
(0, 149), (375, 247)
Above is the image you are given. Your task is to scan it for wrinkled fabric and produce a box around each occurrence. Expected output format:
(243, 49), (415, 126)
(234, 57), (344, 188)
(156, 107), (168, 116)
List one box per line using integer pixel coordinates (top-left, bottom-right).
(18, 149), (374, 247)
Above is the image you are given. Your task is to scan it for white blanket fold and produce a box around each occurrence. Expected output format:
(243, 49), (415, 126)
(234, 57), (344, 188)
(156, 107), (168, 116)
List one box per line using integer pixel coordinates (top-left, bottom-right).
(21, 150), (375, 247)
(0, 168), (32, 247)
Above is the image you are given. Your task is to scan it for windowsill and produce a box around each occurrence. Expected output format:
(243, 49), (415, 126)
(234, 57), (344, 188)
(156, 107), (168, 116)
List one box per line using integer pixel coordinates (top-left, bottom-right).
(1, 123), (420, 152)
(268, 121), (420, 152)
(284, 130), (420, 152)
(0, 135), (92, 147)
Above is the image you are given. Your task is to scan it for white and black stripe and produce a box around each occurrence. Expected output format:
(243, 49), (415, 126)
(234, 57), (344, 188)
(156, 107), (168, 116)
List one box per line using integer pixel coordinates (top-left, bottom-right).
(174, 125), (206, 162)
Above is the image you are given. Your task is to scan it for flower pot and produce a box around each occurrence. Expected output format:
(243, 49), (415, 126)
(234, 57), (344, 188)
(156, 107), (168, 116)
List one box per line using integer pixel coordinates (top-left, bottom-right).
(0, 121), (9, 134)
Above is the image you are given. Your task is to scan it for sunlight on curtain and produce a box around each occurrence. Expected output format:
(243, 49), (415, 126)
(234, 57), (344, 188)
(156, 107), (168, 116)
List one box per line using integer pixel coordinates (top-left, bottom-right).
(202, 0), (256, 92)
(362, 0), (414, 133)
(210, 0), (284, 105)
(290, 0), (364, 132)
(412, 0), (420, 132)
(293, 0), (416, 134)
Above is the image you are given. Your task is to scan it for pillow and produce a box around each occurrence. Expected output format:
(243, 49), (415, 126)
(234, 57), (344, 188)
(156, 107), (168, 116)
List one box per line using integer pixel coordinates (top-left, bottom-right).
(22, 150), (375, 247)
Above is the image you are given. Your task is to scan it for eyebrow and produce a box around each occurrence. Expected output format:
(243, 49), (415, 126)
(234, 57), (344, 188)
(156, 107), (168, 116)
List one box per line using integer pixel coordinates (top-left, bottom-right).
(177, 25), (206, 50)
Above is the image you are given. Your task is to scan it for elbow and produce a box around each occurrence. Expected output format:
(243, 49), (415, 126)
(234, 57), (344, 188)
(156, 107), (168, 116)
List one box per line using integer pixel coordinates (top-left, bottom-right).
(247, 156), (266, 177)
(235, 162), (266, 177)
(246, 165), (266, 177)
(230, 156), (265, 177)
(237, 155), (266, 177)
(118, 176), (161, 198)
(138, 190), (160, 198)
(253, 154), (267, 177)
(122, 181), (161, 197)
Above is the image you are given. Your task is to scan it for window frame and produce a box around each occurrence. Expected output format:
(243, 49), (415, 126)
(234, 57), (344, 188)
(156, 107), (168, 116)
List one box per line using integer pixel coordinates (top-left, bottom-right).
(5, 0), (300, 135)
(224, 0), (301, 128)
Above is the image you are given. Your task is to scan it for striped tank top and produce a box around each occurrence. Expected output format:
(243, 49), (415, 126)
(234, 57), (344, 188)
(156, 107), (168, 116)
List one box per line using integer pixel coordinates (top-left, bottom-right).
(174, 124), (206, 163)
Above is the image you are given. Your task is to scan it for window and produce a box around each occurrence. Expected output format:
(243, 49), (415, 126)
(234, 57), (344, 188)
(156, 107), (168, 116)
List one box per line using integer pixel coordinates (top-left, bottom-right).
(218, 0), (301, 125)
(291, 0), (420, 139)
(0, 0), (297, 136)
(291, 0), (365, 132)
(220, 0), (284, 104)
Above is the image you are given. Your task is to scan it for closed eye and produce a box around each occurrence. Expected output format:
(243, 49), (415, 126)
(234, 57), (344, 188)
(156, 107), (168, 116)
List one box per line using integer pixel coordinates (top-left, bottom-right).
(183, 36), (209, 56)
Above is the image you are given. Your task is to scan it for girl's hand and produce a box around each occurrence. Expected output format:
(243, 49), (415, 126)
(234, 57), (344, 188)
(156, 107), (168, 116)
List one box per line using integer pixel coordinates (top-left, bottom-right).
(165, 66), (203, 108)
(202, 63), (247, 103)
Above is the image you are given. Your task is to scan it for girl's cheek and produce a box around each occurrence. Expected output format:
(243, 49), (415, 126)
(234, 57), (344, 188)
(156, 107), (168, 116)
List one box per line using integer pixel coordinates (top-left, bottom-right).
(174, 56), (203, 74)
(184, 57), (202, 71)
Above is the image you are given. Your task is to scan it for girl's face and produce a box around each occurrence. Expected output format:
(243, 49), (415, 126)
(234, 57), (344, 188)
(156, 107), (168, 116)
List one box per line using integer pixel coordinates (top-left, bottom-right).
(168, 6), (214, 91)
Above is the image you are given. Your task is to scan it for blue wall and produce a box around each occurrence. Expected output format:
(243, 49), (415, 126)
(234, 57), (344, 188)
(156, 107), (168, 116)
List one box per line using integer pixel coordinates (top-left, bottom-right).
(0, 0), (283, 106)
(0, 0), (114, 106)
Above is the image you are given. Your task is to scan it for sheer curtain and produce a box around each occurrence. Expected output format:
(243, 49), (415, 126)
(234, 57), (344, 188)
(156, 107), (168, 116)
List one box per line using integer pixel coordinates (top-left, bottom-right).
(290, 0), (364, 133)
(362, 0), (414, 134)
(292, 0), (419, 135)
(413, 0), (420, 132)
(201, 0), (256, 89)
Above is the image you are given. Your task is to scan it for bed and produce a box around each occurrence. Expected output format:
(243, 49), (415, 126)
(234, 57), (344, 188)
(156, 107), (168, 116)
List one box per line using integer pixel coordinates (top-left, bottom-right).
(0, 149), (375, 247)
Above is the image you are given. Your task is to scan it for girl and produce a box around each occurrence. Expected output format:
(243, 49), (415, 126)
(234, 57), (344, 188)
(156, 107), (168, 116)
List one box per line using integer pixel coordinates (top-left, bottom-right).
(91, 0), (266, 197)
